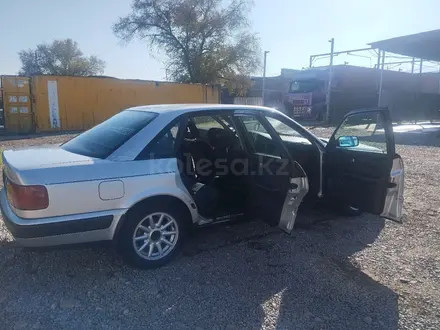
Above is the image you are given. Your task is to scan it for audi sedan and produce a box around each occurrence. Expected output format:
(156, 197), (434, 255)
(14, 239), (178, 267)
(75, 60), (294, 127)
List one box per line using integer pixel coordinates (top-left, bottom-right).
(1, 104), (404, 268)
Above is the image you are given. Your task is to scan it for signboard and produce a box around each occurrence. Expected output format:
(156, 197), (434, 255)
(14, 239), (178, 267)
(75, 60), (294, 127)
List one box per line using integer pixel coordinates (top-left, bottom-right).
(47, 80), (60, 128)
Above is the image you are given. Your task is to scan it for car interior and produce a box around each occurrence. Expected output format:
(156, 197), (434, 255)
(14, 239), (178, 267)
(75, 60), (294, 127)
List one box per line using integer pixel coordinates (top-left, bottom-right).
(178, 116), (249, 220)
(173, 113), (322, 222)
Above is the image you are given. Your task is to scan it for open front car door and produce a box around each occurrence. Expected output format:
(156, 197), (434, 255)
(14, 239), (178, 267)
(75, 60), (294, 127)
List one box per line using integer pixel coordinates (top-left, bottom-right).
(324, 108), (404, 222)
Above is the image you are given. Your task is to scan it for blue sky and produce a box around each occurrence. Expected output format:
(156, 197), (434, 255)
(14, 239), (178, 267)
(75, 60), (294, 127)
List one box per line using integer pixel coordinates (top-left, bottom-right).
(1, 0), (438, 80)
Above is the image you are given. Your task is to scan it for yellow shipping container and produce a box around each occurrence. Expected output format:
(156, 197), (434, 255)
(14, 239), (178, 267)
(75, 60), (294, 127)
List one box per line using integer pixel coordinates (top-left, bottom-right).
(0, 76), (33, 133)
(1, 75), (220, 133)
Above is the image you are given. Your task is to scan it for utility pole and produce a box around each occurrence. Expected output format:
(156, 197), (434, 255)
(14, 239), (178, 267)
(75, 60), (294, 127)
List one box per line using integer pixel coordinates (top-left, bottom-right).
(325, 38), (334, 123)
(416, 59), (424, 124)
(378, 51), (385, 106)
(376, 49), (381, 69)
(262, 50), (270, 106)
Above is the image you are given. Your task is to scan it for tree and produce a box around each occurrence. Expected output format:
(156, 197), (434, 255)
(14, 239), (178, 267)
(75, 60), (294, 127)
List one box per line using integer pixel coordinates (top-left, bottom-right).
(18, 39), (105, 76)
(113, 0), (261, 89)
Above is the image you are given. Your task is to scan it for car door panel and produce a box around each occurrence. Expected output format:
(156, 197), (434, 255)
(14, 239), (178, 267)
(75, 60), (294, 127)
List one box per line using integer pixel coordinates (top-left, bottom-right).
(233, 112), (309, 233)
(381, 154), (404, 222)
(248, 155), (308, 231)
(283, 141), (321, 196)
(326, 148), (391, 213)
(279, 176), (309, 232)
(324, 108), (404, 221)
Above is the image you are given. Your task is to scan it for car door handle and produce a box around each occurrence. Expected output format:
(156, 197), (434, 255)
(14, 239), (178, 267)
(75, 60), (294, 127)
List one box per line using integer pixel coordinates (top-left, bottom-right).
(290, 183), (299, 189)
(388, 182), (397, 188)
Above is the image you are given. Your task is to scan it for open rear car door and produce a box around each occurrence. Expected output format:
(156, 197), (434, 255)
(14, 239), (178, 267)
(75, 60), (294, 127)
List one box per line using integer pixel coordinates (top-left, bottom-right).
(324, 108), (404, 222)
(233, 112), (309, 233)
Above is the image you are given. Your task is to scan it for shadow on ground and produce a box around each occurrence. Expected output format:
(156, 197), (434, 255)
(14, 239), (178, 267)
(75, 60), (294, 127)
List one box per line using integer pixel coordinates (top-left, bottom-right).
(0, 208), (398, 329)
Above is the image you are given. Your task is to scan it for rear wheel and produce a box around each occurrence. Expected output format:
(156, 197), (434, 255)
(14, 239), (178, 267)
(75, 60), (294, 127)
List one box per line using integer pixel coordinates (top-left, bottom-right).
(117, 201), (189, 269)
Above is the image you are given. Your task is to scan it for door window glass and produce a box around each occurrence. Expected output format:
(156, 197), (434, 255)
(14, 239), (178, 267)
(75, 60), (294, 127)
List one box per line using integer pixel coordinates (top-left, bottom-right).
(188, 115), (239, 148)
(188, 115), (226, 145)
(214, 115), (236, 132)
(265, 117), (312, 145)
(137, 121), (181, 160)
(236, 115), (282, 157)
(192, 116), (224, 130)
(333, 112), (387, 154)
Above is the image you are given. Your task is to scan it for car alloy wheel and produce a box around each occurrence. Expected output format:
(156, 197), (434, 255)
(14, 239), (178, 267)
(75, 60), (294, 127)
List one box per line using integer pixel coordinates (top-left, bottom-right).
(117, 199), (190, 269)
(132, 212), (179, 261)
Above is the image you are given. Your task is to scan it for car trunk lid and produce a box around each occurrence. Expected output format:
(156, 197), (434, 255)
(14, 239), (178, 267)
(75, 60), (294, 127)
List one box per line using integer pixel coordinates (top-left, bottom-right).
(2, 146), (95, 171)
(1, 146), (107, 186)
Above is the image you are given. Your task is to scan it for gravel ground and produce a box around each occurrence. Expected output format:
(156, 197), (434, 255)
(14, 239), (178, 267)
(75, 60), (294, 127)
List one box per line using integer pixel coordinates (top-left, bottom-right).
(1, 128), (439, 330)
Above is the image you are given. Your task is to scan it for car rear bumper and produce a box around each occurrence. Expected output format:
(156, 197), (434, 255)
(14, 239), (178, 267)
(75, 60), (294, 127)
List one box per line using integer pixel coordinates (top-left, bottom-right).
(0, 189), (126, 247)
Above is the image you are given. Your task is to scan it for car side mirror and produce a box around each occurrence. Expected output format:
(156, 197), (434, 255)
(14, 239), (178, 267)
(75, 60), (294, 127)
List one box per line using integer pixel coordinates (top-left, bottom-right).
(337, 136), (359, 148)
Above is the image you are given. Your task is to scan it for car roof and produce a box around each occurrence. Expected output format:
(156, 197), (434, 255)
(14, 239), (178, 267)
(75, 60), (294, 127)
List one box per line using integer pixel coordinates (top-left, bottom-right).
(125, 104), (277, 115)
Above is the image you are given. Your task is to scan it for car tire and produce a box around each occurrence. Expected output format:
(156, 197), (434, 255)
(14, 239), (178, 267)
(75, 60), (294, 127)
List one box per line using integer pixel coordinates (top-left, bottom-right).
(117, 200), (190, 269)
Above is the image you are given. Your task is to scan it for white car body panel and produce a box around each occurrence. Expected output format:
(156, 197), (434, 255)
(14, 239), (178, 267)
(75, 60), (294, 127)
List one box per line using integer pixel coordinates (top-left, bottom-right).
(381, 156), (405, 221)
(99, 180), (125, 201)
(4, 155), (197, 222)
(0, 189), (124, 247)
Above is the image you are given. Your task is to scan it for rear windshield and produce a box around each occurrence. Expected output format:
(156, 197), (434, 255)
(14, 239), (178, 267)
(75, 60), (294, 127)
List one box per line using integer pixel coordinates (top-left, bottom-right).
(61, 110), (157, 159)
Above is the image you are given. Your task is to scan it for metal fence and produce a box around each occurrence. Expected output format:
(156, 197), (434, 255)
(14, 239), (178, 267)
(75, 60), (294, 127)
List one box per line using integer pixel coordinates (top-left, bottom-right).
(233, 97), (263, 106)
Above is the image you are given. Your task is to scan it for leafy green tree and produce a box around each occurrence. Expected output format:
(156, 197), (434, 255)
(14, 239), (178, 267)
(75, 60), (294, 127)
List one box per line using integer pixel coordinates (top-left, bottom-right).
(18, 39), (105, 76)
(113, 0), (261, 89)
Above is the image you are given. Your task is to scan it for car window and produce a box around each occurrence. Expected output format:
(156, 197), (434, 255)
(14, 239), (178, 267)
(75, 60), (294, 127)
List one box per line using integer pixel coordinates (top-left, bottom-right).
(61, 110), (157, 159)
(189, 116), (225, 143)
(137, 121), (181, 160)
(189, 115), (238, 141)
(265, 116), (312, 145)
(191, 116), (224, 131)
(334, 112), (388, 154)
(236, 115), (282, 157)
(214, 115), (236, 132)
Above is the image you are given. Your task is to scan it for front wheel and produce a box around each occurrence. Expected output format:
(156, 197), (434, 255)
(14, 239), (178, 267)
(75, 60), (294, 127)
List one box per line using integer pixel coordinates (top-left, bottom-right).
(117, 202), (188, 269)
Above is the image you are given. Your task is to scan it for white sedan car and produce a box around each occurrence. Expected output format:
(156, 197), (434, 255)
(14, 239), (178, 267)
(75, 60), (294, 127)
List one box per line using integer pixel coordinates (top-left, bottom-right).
(1, 104), (404, 268)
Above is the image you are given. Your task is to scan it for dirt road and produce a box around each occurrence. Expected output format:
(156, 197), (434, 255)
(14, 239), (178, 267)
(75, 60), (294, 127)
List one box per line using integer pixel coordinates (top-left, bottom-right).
(0, 129), (439, 329)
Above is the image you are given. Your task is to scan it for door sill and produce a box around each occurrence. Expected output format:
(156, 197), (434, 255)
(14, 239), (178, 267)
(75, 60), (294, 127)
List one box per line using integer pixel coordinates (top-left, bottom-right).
(196, 213), (244, 227)
(381, 215), (403, 223)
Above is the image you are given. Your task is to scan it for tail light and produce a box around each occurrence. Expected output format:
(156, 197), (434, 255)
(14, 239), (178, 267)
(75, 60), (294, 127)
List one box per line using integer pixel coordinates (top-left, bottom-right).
(5, 178), (49, 210)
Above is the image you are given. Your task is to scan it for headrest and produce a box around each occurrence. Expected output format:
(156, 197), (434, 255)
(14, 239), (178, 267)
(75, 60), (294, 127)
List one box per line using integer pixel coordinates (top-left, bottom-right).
(185, 121), (199, 139)
(208, 128), (234, 149)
